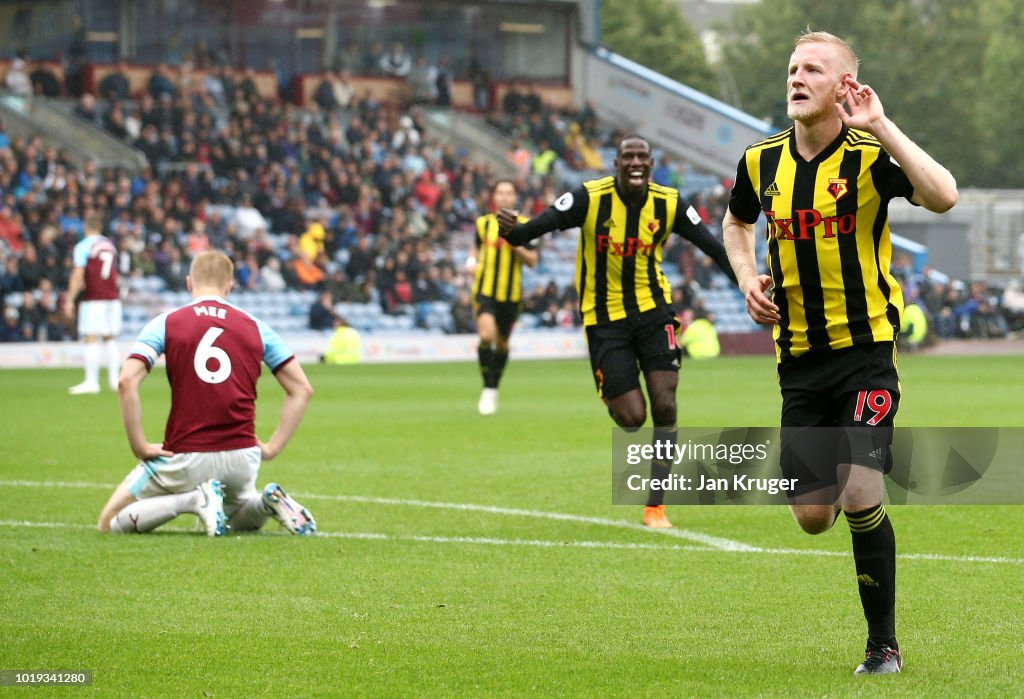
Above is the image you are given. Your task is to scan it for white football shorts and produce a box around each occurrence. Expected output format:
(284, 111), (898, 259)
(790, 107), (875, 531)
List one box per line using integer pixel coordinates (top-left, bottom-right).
(78, 299), (123, 337)
(123, 446), (262, 515)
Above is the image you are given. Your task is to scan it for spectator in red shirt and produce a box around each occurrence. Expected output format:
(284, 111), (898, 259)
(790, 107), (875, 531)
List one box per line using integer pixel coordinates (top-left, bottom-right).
(413, 170), (441, 211)
(0, 205), (24, 255)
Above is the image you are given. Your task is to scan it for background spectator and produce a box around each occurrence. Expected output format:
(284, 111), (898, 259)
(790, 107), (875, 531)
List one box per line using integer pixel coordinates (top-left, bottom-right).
(30, 62), (62, 97)
(148, 64), (177, 100)
(0, 306), (22, 341)
(407, 56), (437, 105)
(434, 56), (452, 107)
(4, 56), (32, 97)
(99, 61), (132, 102)
(379, 43), (412, 78)
(309, 290), (338, 330)
(451, 289), (474, 334)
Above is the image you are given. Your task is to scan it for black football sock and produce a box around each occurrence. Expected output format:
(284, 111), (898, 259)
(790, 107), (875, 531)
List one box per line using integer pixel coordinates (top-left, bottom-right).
(646, 425), (677, 507)
(478, 343), (497, 389)
(846, 503), (897, 647)
(492, 350), (509, 389)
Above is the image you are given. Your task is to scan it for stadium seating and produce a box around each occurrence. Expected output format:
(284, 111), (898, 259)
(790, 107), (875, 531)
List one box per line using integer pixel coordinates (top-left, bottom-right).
(0, 63), (760, 345)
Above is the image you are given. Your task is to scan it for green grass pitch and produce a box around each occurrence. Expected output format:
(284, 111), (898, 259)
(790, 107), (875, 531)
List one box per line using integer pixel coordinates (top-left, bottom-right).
(1, 353), (1022, 696)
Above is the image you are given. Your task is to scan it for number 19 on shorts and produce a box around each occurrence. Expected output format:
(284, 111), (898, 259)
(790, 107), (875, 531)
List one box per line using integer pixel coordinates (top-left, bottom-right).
(853, 389), (893, 426)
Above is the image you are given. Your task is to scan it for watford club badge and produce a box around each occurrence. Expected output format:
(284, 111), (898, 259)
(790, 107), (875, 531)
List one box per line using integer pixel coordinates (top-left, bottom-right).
(648, 219), (661, 234)
(827, 177), (849, 201)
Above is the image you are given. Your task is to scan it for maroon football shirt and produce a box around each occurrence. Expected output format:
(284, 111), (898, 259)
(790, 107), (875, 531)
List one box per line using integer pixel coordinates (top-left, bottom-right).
(129, 297), (295, 453)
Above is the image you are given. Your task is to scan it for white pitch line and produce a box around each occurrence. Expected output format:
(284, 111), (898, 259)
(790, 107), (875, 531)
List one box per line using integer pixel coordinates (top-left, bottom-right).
(2, 519), (1022, 563)
(0, 519), (90, 530)
(2, 481), (1022, 564)
(0, 479), (111, 489)
(0, 479), (752, 551)
(0, 520), (706, 552)
(296, 492), (758, 552)
(327, 533), (709, 552)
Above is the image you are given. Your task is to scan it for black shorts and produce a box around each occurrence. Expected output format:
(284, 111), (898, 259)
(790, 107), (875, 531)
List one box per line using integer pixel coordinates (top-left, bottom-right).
(585, 308), (681, 401)
(475, 295), (520, 338)
(779, 342), (900, 497)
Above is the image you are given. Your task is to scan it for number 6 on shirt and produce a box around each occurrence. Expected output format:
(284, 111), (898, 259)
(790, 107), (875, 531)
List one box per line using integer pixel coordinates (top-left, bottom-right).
(194, 328), (232, 384)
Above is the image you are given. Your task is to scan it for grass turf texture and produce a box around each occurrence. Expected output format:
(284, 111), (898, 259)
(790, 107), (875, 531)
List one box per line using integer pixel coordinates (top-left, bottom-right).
(1, 354), (1022, 697)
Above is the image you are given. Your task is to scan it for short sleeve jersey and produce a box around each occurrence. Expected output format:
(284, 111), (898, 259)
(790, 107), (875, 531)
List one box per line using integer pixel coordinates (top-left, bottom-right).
(472, 212), (530, 303)
(73, 235), (119, 301)
(728, 126), (915, 361)
(129, 296), (294, 452)
(536, 177), (701, 326)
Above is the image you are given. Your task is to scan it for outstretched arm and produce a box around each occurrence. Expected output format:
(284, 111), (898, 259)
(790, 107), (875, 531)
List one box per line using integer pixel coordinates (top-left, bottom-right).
(678, 222), (738, 285)
(674, 202), (737, 284)
(498, 188), (589, 246)
(118, 357), (174, 460)
(723, 209), (778, 325)
(838, 77), (958, 213)
(259, 360), (314, 461)
(498, 207), (558, 246)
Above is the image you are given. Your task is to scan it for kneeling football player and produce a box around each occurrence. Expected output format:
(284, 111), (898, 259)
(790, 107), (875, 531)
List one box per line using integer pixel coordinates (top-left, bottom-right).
(97, 250), (317, 536)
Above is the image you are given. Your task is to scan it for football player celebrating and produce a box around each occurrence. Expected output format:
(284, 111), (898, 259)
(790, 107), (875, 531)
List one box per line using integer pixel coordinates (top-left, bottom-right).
(498, 134), (736, 528)
(723, 31), (957, 674)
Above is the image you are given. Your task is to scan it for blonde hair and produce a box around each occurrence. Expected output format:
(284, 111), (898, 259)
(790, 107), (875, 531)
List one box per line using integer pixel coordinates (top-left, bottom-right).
(794, 30), (859, 77)
(189, 250), (234, 290)
(84, 213), (104, 236)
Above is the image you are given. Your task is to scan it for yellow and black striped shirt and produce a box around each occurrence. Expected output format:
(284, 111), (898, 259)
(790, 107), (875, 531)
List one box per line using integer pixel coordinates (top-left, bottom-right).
(473, 212), (529, 303)
(506, 176), (734, 326)
(729, 126), (914, 362)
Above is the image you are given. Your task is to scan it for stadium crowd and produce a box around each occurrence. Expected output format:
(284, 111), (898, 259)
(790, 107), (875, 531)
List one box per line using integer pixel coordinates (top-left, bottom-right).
(891, 257), (1022, 344)
(2, 65), (503, 340)
(2, 59), (1018, 345)
(0, 58), (713, 341)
